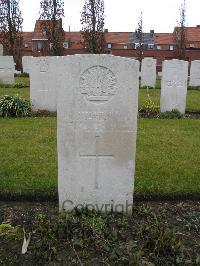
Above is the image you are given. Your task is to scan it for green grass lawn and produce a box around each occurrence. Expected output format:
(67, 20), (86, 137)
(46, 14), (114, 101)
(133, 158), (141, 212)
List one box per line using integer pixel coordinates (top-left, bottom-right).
(0, 117), (199, 200)
(0, 77), (29, 100)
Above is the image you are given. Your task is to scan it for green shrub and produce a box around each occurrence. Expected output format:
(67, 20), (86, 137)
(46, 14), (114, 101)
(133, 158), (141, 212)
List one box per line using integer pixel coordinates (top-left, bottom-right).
(159, 109), (184, 119)
(14, 72), (29, 78)
(0, 95), (30, 118)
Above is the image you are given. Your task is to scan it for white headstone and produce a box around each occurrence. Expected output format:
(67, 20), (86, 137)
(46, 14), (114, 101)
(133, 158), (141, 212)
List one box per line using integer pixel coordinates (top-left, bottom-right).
(30, 57), (59, 112)
(22, 56), (33, 74)
(0, 56), (15, 84)
(57, 55), (139, 213)
(0, 44), (3, 56)
(141, 58), (157, 88)
(189, 60), (200, 87)
(160, 59), (188, 114)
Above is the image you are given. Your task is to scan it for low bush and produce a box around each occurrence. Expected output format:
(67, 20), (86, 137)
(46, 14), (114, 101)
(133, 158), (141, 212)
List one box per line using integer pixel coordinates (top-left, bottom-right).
(159, 109), (184, 119)
(14, 72), (29, 78)
(0, 95), (30, 118)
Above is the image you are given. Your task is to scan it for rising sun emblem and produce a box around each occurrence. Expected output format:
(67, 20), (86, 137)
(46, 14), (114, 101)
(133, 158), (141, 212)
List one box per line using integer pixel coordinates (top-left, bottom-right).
(80, 66), (117, 103)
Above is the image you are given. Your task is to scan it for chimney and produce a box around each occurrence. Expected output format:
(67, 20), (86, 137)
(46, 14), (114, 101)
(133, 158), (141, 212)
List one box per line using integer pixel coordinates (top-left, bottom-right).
(150, 30), (154, 37)
(104, 29), (108, 33)
(197, 25), (200, 28)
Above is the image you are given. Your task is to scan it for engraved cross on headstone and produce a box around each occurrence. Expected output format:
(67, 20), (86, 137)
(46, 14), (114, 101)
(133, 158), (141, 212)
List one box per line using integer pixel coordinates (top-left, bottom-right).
(79, 133), (114, 189)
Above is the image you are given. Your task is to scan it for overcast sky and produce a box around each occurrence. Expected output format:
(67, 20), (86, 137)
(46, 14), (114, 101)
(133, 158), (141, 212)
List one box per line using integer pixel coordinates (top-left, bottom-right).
(20, 0), (199, 33)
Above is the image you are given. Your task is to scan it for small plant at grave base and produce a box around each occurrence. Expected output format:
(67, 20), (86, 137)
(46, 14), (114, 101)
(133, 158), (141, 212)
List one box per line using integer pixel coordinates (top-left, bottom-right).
(14, 72), (29, 78)
(159, 109), (184, 119)
(30, 214), (58, 263)
(0, 205), (199, 265)
(0, 95), (30, 118)
(140, 87), (159, 117)
(135, 212), (183, 264)
(0, 224), (23, 265)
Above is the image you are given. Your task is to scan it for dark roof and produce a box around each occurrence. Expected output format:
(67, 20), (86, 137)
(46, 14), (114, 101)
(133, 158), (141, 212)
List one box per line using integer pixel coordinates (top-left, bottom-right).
(130, 32), (154, 44)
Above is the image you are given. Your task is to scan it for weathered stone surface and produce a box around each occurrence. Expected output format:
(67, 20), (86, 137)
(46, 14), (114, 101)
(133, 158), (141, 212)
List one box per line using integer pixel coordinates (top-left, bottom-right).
(141, 58), (157, 88)
(57, 55), (139, 213)
(160, 59), (188, 114)
(22, 56), (33, 74)
(189, 60), (200, 87)
(30, 57), (59, 111)
(0, 44), (3, 56)
(0, 56), (15, 84)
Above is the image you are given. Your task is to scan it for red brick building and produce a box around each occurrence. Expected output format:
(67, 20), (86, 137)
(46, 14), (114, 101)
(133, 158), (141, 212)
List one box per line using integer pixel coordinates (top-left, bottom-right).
(1, 20), (200, 70)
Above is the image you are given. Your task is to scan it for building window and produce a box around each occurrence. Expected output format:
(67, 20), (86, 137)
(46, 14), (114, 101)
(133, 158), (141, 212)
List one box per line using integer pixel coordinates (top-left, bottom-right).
(148, 44), (154, 49)
(24, 42), (28, 48)
(42, 29), (47, 36)
(123, 44), (128, 49)
(156, 45), (161, 50)
(189, 43), (195, 48)
(63, 41), (71, 49)
(132, 43), (136, 49)
(32, 41), (44, 51)
(37, 41), (43, 51)
(107, 43), (112, 49)
(142, 43), (148, 50)
(169, 45), (174, 51)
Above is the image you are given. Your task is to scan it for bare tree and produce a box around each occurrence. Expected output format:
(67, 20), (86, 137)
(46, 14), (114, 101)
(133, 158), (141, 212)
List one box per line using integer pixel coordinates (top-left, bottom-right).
(39, 0), (65, 56)
(135, 11), (144, 68)
(175, 0), (186, 60)
(0, 0), (23, 69)
(80, 0), (105, 54)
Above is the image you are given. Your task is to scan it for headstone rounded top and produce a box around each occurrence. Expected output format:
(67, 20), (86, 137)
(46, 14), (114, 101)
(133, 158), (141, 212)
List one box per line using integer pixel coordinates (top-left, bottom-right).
(80, 65), (117, 104)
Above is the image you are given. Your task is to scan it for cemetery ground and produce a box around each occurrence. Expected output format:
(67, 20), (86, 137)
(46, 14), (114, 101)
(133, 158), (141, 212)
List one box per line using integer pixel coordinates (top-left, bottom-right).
(0, 77), (200, 264)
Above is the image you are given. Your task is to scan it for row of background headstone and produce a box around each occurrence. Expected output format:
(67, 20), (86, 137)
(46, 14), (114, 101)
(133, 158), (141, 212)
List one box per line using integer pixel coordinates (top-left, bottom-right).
(0, 55), (199, 114)
(24, 56), (200, 88)
(0, 44), (3, 56)
(0, 56), (15, 84)
(28, 56), (198, 114)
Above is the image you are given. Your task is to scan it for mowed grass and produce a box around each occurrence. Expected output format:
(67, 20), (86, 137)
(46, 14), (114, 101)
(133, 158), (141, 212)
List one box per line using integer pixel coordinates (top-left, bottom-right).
(135, 119), (200, 199)
(0, 77), (29, 100)
(0, 117), (200, 200)
(0, 118), (57, 200)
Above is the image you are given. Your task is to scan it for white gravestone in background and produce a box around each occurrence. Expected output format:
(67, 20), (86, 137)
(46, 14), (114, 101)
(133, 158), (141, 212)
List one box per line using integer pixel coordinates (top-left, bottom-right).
(30, 57), (59, 112)
(0, 56), (15, 84)
(0, 44), (3, 56)
(160, 59), (188, 114)
(57, 55), (139, 213)
(189, 60), (200, 87)
(141, 58), (157, 88)
(22, 56), (33, 74)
